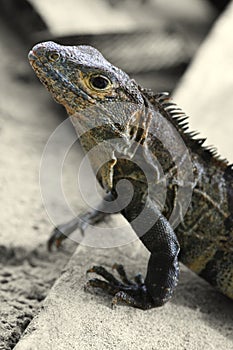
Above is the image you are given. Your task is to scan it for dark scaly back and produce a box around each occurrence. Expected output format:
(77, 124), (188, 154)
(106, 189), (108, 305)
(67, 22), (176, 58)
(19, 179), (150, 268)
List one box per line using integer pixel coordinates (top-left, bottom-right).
(141, 88), (233, 299)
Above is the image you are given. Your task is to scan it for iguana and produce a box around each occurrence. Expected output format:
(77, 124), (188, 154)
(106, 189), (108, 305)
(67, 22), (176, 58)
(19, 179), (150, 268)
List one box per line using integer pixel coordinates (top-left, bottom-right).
(28, 41), (233, 309)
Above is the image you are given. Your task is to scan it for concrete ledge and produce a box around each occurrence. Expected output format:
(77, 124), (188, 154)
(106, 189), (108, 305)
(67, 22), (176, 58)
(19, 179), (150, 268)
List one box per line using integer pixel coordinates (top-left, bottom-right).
(14, 242), (233, 350)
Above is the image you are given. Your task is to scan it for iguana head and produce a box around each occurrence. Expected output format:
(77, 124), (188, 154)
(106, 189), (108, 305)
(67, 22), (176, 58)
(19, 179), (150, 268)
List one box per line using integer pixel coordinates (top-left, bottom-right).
(28, 41), (143, 118)
(29, 41), (146, 190)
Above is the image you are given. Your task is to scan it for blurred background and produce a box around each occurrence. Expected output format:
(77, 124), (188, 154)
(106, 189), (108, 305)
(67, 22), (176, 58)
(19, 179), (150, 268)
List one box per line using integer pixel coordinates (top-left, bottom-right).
(0, 0), (229, 91)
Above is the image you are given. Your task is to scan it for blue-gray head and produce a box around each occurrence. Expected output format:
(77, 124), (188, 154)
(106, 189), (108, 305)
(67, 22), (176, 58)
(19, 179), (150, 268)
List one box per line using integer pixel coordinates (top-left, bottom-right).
(28, 41), (143, 117)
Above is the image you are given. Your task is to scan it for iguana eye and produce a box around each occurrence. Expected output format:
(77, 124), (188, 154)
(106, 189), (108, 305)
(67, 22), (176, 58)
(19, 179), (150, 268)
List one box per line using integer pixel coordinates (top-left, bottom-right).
(89, 75), (111, 90)
(48, 52), (60, 62)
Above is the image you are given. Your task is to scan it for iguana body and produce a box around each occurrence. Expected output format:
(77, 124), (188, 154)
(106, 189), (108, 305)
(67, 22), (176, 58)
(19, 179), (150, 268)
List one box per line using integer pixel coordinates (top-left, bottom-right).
(28, 41), (233, 309)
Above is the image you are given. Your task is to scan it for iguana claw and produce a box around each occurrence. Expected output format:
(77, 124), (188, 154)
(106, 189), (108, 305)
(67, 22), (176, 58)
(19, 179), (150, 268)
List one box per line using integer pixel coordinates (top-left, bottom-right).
(85, 264), (154, 310)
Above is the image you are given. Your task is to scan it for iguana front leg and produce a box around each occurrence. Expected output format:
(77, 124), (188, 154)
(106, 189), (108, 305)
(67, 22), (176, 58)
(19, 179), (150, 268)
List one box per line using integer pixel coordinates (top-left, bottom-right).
(87, 199), (180, 309)
(48, 193), (115, 250)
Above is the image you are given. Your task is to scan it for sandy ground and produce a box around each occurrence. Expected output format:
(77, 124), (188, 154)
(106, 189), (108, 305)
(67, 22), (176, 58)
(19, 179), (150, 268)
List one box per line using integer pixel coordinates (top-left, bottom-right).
(0, 21), (78, 349)
(0, 1), (233, 349)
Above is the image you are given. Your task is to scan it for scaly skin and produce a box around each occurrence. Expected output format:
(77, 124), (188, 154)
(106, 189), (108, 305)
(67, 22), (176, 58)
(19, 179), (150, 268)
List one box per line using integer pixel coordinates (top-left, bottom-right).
(28, 41), (233, 308)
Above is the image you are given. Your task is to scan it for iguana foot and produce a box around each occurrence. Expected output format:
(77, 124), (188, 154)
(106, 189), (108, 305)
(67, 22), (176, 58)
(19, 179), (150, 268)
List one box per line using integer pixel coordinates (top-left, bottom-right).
(48, 194), (115, 251)
(47, 211), (108, 251)
(85, 264), (155, 310)
(47, 215), (87, 251)
(47, 227), (67, 251)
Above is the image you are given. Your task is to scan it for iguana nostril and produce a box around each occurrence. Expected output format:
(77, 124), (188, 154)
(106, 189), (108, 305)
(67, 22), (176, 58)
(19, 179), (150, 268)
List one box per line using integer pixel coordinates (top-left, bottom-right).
(30, 42), (58, 58)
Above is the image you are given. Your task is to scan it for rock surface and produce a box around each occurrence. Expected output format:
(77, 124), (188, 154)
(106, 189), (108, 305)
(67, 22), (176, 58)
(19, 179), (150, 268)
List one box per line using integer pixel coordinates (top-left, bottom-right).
(13, 243), (233, 350)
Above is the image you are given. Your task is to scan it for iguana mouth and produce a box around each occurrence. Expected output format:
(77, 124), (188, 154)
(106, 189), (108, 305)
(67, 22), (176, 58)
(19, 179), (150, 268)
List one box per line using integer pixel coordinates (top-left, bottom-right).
(28, 50), (94, 104)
